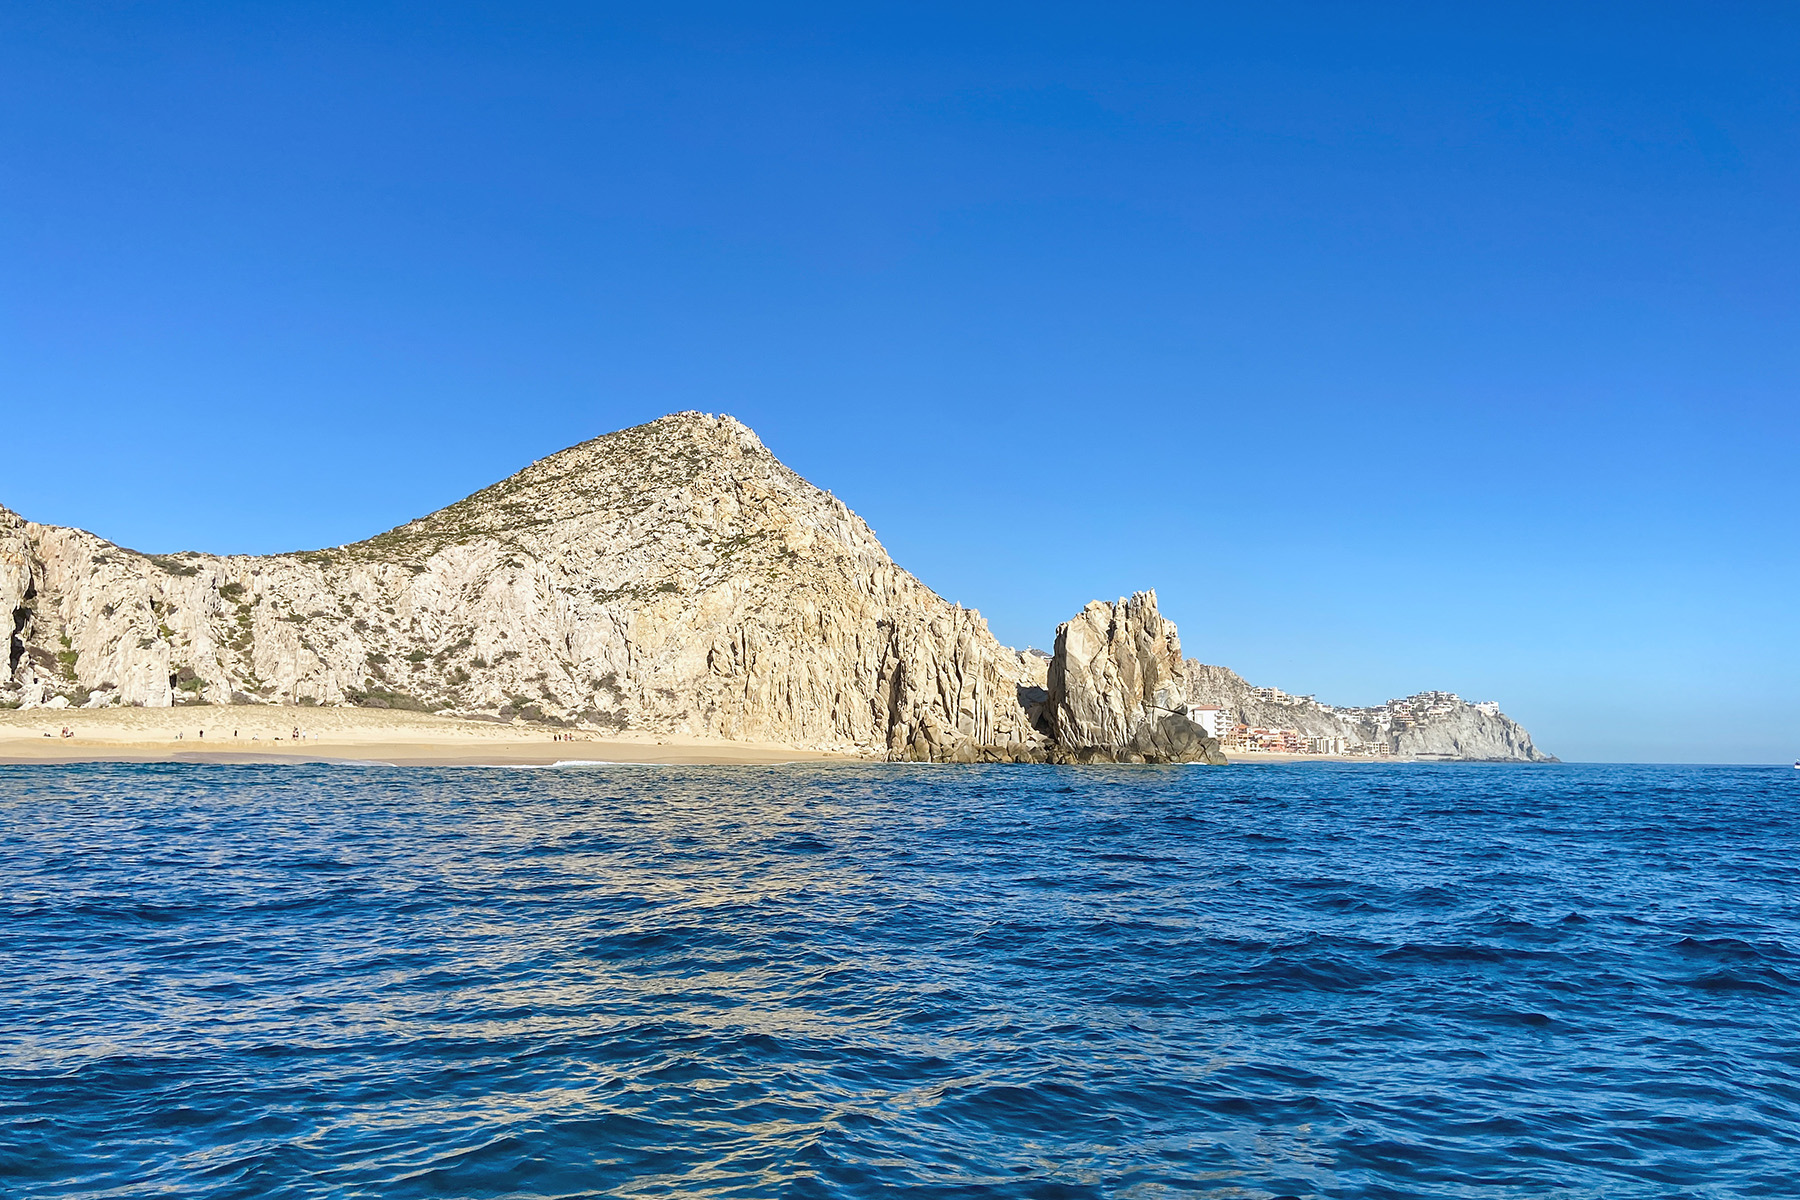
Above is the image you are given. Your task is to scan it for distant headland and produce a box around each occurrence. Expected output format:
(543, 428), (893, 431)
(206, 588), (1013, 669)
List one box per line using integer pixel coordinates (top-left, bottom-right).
(1, 413), (1551, 765)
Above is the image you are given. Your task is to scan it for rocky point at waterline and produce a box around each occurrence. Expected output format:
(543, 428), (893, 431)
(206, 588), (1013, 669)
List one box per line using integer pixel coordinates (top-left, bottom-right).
(1045, 593), (1225, 765)
(2, 412), (1547, 762)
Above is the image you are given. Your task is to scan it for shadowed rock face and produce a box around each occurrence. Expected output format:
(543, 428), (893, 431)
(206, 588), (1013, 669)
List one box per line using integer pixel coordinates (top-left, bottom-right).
(0, 413), (1048, 757)
(1045, 592), (1226, 765)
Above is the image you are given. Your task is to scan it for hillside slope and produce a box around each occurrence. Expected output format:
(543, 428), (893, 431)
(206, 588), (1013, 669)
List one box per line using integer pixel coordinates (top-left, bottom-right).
(1185, 662), (1553, 761)
(2, 413), (1044, 756)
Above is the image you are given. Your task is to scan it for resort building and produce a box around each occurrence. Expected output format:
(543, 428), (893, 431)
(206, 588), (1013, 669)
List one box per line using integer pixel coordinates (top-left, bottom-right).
(1186, 705), (1227, 737)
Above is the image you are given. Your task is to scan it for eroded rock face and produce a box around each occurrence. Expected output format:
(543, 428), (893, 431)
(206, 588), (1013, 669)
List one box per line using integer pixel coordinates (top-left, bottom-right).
(0, 413), (1048, 759)
(1045, 591), (1225, 764)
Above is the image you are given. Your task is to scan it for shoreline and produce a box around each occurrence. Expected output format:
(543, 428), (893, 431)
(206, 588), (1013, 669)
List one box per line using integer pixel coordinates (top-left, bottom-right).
(1223, 751), (1548, 764)
(1223, 751), (1395, 764)
(0, 708), (856, 767)
(0, 709), (1531, 768)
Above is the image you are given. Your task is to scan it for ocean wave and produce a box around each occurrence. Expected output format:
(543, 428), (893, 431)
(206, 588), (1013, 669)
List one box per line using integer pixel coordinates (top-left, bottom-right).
(1, 761), (1796, 1197)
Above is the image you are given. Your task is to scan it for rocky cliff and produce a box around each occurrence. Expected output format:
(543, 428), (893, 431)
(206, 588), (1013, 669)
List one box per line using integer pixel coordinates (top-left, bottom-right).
(3, 410), (1550, 762)
(2, 413), (1048, 758)
(1046, 593), (1224, 764)
(1184, 663), (1553, 762)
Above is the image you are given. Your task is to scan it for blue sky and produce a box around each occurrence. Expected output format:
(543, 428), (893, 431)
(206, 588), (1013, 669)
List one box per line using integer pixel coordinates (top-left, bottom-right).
(3, 3), (1795, 762)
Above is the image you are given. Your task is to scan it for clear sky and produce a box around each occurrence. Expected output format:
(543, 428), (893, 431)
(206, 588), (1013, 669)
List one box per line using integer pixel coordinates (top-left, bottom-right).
(3, 3), (1795, 763)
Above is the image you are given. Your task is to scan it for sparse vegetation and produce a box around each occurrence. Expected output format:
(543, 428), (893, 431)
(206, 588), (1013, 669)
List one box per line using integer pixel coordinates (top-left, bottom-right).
(345, 685), (429, 712)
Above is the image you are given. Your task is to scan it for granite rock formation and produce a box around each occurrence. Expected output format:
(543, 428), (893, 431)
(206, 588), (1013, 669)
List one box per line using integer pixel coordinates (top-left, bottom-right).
(2, 410), (1548, 762)
(1184, 663), (1554, 762)
(2, 413), (1047, 759)
(1045, 592), (1226, 765)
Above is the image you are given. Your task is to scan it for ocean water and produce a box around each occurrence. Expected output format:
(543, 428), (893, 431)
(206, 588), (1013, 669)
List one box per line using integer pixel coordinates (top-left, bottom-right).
(2, 762), (1797, 1199)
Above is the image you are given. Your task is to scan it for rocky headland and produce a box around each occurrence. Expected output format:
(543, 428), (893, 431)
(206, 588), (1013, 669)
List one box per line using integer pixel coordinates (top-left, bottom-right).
(3, 412), (1546, 763)
(1185, 664), (1552, 762)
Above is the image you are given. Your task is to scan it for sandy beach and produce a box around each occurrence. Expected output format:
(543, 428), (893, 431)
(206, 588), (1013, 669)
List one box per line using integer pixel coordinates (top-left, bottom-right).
(1223, 751), (1389, 764)
(0, 707), (857, 767)
(0, 707), (1432, 767)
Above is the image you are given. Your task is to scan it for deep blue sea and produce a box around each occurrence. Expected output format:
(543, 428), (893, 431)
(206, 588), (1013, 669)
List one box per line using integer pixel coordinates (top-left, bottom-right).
(2, 762), (1797, 1198)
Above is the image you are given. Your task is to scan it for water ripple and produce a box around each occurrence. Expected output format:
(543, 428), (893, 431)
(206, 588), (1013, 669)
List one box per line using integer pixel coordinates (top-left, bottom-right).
(2, 761), (1798, 1197)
